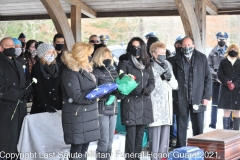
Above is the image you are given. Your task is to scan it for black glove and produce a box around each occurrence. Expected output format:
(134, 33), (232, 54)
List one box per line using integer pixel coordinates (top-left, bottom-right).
(112, 90), (125, 99)
(141, 87), (152, 96)
(159, 62), (168, 69)
(22, 89), (32, 99)
(102, 93), (111, 101)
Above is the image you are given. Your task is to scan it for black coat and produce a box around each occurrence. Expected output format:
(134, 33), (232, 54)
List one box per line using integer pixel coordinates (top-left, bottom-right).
(93, 66), (118, 116)
(30, 61), (62, 114)
(61, 52), (100, 145)
(171, 50), (212, 116)
(117, 54), (155, 126)
(218, 58), (240, 110)
(0, 54), (27, 154)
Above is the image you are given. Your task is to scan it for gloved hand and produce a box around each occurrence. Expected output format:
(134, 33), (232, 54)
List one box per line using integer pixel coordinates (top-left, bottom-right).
(112, 90), (125, 99)
(160, 71), (172, 81)
(22, 89), (32, 99)
(160, 62), (168, 69)
(141, 87), (152, 96)
(227, 81), (235, 90)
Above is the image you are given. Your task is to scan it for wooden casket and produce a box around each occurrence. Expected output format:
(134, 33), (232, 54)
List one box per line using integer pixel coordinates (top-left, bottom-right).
(187, 129), (240, 160)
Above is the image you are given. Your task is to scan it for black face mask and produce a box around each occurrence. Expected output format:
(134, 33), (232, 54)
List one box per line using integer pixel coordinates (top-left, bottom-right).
(157, 55), (166, 63)
(21, 42), (26, 48)
(228, 50), (238, 57)
(130, 46), (141, 57)
(55, 44), (64, 51)
(88, 56), (92, 63)
(103, 59), (111, 67)
(175, 47), (182, 54)
(218, 40), (225, 47)
(3, 48), (15, 57)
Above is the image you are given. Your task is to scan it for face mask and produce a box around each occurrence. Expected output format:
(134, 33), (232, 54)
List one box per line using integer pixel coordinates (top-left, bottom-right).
(218, 40), (225, 47)
(30, 50), (37, 57)
(228, 50), (238, 57)
(181, 47), (194, 56)
(88, 56), (92, 63)
(55, 44), (64, 51)
(15, 48), (22, 57)
(44, 55), (55, 63)
(103, 59), (111, 67)
(3, 48), (15, 57)
(157, 55), (166, 63)
(175, 47), (182, 53)
(130, 46), (141, 57)
(21, 42), (26, 48)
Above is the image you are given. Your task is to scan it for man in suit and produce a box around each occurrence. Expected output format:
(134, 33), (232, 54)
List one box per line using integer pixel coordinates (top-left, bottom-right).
(171, 37), (212, 147)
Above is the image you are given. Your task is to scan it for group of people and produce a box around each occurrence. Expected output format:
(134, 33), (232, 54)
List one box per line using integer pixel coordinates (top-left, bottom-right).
(0, 30), (239, 160)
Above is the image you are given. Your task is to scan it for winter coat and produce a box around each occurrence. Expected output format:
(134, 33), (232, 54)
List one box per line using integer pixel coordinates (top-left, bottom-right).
(30, 60), (62, 114)
(218, 57), (240, 110)
(171, 50), (212, 116)
(0, 53), (27, 154)
(149, 60), (178, 127)
(208, 46), (226, 82)
(117, 54), (155, 126)
(61, 52), (100, 145)
(93, 66), (118, 116)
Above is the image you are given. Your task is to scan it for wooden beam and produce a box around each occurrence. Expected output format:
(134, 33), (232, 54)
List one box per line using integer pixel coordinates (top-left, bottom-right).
(97, 10), (179, 17)
(195, 0), (206, 53)
(41, 0), (75, 50)
(71, 5), (81, 42)
(205, 0), (218, 15)
(174, 0), (203, 52)
(63, 0), (96, 18)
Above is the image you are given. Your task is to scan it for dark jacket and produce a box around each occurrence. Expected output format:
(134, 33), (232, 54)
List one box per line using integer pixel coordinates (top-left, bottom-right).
(93, 66), (118, 116)
(218, 58), (240, 110)
(0, 54), (27, 154)
(30, 60), (62, 114)
(61, 52), (100, 145)
(117, 54), (155, 126)
(171, 50), (212, 116)
(208, 46), (226, 82)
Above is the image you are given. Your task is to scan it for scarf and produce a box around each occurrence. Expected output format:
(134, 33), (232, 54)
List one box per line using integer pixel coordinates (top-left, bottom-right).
(131, 55), (145, 70)
(39, 62), (59, 79)
(227, 56), (237, 66)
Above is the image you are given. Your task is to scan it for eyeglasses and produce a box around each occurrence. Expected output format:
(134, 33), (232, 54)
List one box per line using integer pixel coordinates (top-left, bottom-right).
(89, 40), (99, 43)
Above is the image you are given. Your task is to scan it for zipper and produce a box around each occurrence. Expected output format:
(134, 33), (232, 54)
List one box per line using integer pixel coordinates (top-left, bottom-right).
(75, 105), (83, 116)
(141, 70), (144, 107)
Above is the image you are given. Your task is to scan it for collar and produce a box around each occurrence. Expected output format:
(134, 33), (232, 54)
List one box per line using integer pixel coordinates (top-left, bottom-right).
(217, 45), (226, 52)
(227, 56), (237, 65)
(184, 53), (193, 60)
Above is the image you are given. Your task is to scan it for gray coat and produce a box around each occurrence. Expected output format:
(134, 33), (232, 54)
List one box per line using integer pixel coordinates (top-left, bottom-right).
(61, 52), (100, 145)
(0, 54), (27, 154)
(171, 50), (212, 116)
(208, 46), (226, 82)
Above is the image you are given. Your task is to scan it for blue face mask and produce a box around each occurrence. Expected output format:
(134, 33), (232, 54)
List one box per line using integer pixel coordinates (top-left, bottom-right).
(44, 55), (55, 63)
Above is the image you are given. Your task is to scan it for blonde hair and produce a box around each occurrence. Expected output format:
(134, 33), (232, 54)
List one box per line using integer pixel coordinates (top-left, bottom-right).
(40, 50), (57, 65)
(92, 47), (113, 67)
(225, 43), (240, 58)
(70, 42), (93, 71)
(150, 42), (166, 54)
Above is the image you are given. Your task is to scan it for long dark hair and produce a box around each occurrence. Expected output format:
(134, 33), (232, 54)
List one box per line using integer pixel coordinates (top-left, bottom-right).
(126, 37), (151, 72)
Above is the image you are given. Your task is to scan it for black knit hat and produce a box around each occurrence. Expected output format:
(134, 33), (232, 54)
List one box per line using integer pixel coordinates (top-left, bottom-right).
(18, 33), (26, 39)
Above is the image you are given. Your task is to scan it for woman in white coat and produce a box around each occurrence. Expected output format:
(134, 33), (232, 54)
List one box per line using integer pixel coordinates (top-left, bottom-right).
(148, 42), (178, 160)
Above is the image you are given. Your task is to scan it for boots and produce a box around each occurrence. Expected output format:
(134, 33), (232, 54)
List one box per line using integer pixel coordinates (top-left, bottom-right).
(223, 117), (230, 129)
(233, 117), (240, 130)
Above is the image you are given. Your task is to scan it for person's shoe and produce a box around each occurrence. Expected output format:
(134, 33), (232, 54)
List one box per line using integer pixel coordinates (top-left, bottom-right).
(170, 138), (177, 147)
(209, 124), (216, 129)
(223, 117), (230, 130)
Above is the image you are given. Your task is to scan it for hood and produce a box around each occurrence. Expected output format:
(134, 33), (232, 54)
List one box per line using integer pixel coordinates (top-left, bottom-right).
(61, 51), (82, 72)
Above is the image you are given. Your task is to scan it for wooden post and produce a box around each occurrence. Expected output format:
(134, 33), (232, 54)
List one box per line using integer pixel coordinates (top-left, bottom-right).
(195, 0), (206, 54)
(174, 0), (203, 52)
(71, 5), (82, 42)
(41, 0), (75, 50)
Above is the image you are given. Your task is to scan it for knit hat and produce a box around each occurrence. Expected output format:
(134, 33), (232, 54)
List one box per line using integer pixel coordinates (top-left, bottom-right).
(12, 38), (22, 47)
(18, 33), (26, 39)
(37, 43), (55, 58)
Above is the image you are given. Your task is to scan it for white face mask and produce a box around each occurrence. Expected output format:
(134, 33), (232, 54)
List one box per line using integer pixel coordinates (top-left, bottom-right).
(30, 50), (37, 57)
(15, 48), (22, 57)
(44, 55), (55, 63)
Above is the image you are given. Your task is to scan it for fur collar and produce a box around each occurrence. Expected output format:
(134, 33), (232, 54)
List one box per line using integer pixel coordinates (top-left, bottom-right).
(61, 51), (82, 72)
